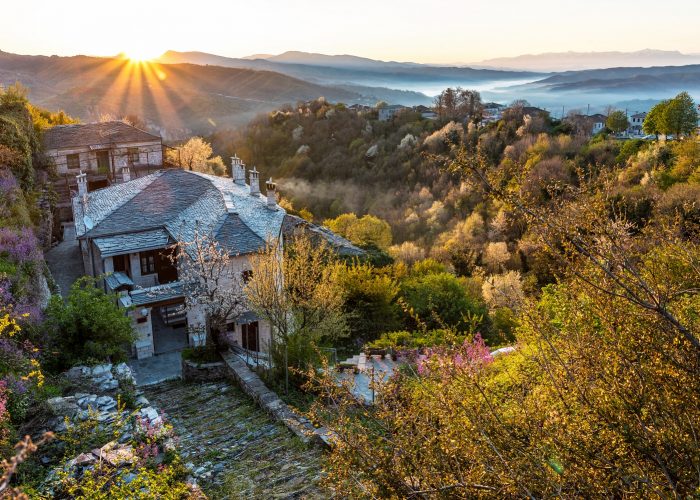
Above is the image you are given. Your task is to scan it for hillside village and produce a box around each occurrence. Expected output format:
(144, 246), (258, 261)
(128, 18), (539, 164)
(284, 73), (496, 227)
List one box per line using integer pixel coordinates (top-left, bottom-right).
(1, 64), (700, 499)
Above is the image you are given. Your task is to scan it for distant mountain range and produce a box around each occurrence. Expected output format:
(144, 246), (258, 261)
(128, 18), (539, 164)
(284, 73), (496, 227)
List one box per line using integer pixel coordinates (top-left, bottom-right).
(156, 50), (541, 89)
(2, 48), (699, 136)
(470, 49), (700, 72)
(519, 64), (700, 94)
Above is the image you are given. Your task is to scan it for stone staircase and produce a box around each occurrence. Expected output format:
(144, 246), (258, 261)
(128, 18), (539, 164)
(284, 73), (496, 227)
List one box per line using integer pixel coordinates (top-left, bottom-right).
(144, 380), (326, 499)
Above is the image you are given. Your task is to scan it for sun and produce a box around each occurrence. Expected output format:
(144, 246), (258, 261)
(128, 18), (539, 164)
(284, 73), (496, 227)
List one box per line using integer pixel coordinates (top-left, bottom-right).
(122, 48), (162, 63)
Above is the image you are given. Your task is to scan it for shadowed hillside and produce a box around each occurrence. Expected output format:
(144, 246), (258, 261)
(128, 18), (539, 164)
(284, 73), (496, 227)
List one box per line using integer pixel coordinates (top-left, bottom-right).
(0, 51), (362, 137)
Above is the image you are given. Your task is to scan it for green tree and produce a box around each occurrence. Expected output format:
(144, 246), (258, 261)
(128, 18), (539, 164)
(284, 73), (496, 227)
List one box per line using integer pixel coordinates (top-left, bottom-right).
(245, 234), (348, 379)
(325, 213), (393, 250)
(43, 277), (135, 370)
(663, 91), (698, 138)
(643, 100), (668, 137)
(400, 271), (486, 332)
(605, 110), (629, 134)
(335, 262), (401, 342)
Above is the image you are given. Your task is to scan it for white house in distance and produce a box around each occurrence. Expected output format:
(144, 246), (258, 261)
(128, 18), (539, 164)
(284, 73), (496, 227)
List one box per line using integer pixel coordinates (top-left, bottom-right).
(629, 112), (647, 135)
(70, 157), (362, 359)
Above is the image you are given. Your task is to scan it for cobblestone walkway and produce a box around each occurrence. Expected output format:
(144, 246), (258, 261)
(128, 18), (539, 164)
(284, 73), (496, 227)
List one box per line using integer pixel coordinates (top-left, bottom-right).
(145, 380), (326, 499)
(45, 223), (84, 297)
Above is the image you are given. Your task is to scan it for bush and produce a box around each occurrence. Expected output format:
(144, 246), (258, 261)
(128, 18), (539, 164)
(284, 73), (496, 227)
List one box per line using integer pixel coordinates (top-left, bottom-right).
(181, 346), (220, 365)
(42, 277), (135, 372)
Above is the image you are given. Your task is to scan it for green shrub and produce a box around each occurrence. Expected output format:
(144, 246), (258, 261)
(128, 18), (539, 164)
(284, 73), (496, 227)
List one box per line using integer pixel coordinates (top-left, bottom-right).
(181, 346), (220, 364)
(42, 277), (136, 372)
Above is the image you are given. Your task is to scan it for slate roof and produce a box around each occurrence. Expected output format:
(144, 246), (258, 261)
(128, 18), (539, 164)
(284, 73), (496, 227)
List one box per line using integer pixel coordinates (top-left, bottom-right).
(104, 272), (134, 291)
(281, 214), (365, 257)
(128, 282), (184, 306)
(73, 169), (285, 256)
(215, 214), (266, 255)
(43, 121), (161, 150)
(94, 229), (172, 258)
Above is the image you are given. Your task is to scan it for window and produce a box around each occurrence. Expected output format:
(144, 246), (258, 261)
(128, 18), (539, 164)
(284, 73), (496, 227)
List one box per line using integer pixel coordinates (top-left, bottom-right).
(241, 270), (253, 284)
(67, 154), (80, 170)
(140, 250), (156, 275)
(128, 148), (140, 164)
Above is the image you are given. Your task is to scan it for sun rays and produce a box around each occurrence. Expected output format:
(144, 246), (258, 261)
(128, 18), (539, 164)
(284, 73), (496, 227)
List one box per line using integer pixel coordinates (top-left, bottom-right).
(85, 56), (187, 130)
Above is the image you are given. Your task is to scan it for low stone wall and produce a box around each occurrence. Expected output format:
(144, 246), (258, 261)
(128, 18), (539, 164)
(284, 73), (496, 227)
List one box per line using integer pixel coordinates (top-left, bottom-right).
(181, 358), (228, 382)
(221, 351), (333, 448)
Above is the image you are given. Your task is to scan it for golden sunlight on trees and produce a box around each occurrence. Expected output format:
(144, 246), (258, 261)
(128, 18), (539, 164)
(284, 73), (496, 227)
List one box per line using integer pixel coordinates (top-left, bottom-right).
(245, 234), (348, 376)
(167, 136), (226, 175)
(324, 213), (392, 250)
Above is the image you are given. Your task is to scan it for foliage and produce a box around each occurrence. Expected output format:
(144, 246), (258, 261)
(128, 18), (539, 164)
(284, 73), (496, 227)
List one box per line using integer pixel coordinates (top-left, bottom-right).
(167, 136), (226, 175)
(366, 328), (468, 351)
(181, 346), (221, 364)
(643, 92), (698, 138)
(605, 110), (629, 133)
(246, 234), (348, 379)
(400, 270), (486, 333)
(335, 262), (401, 343)
(324, 213), (392, 249)
(42, 277), (135, 371)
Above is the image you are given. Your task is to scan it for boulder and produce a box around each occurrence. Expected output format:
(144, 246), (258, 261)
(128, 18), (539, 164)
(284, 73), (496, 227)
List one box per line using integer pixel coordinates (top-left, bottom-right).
(91, 364), (112, 377)
(46, 396), (78, 418)
(64, 366), (90, 381)
(113, 363), (132, 379)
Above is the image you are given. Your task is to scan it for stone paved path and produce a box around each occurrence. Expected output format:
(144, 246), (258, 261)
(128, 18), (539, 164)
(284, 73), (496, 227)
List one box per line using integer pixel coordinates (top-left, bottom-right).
(45, 223), (84, 297)
(145, 380), (326, 499)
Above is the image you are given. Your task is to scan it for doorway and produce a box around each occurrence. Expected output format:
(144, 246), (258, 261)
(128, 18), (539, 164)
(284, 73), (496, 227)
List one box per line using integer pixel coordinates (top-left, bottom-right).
(241, 322), (259, 352)
(96, 150), (111, 173)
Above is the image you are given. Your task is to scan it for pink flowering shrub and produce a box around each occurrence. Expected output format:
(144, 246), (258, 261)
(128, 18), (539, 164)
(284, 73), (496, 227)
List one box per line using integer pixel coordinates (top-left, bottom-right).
(416, 333), (493, 378)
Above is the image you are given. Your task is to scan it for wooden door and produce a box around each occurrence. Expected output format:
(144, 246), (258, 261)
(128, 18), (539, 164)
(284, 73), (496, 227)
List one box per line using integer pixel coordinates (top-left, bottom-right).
(242, 322), (259, 352)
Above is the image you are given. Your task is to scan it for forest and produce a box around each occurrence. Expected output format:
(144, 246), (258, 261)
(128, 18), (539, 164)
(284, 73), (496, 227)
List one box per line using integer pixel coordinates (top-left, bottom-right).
(207, 90), (700, 497)
(0, 80), (699, 497)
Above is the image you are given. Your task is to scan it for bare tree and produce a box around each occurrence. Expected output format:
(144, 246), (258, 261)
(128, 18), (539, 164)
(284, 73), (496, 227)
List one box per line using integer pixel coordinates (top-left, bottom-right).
(170, 227), (247, 346)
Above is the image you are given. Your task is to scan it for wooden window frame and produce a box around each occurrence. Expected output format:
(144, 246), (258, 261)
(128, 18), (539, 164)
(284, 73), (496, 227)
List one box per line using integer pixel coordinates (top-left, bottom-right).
(66, 153), (80, 170)
(139, 250), (156, 275)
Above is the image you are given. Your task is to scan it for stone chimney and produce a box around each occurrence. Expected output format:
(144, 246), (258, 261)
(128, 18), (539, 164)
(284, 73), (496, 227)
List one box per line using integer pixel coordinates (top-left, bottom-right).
(266, 178), (277, 209)
(249, 167), (260, 195)
(76, 171), (88, 198)
(122, 166), (131, 183)
(231, 155), (246, 185)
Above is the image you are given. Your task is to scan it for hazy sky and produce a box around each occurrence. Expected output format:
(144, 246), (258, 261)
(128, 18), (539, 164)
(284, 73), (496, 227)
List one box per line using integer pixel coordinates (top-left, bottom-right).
(3, 0), (699, 63)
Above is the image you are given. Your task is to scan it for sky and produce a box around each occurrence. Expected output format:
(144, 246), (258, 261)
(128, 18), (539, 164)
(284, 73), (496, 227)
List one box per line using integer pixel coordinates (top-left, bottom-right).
(3, 0), (699, 64)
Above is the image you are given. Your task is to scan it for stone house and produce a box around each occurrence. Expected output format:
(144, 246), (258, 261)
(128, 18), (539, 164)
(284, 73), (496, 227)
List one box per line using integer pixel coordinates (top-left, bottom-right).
(45, 121), (167, 228)
(71, 157), (362, 360)
(44, 121), (163, 179)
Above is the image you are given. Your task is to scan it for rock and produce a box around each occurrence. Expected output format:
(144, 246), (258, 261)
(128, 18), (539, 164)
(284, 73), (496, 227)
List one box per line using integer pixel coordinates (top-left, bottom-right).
(100, 445), (135, 467)
(140, 407), (159, 422)
(65, 366), (90, 380)
(113, 363), (132, 379)
(72, 453), (96, 467)
(46, 396), (78, 417)
(135, 396), (149, 407)
(98, 379), (119, 391)
(40, 456), (51, 465)
(96, 396), (116, 409)
(91, 364), (112, 377)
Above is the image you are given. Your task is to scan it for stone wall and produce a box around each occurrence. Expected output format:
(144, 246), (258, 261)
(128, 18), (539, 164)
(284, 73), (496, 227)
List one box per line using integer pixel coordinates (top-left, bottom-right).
(221, 351), (333, 448)
(181, 359), (228, 382)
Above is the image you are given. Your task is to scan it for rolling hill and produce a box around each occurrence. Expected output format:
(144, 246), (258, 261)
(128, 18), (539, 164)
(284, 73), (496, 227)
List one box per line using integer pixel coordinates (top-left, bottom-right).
(471, 49), (700, 72)
(0, 50), (366, 136)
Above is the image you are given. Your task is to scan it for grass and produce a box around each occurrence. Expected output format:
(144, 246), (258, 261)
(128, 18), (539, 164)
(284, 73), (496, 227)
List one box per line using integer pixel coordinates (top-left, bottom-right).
(181, 346), (221, 365)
